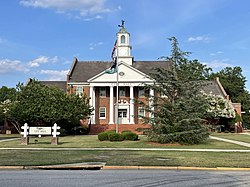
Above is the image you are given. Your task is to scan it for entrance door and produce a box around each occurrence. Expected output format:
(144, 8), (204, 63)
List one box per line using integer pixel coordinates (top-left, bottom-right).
(118, 109), (128, 124)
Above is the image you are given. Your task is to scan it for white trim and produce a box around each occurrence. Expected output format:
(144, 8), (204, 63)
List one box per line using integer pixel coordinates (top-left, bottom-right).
(149, 89), (154, 119)
(129, 86), (135, 124)
(89, 86), (96, 124)
(68, 82), (89, 85)
(89, 82), (153, 87)
(109, 86), (114, 124)
(87, 62), (152, 83)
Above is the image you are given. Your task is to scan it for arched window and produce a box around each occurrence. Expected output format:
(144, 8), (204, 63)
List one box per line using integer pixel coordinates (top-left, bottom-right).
(121, 35), (125, 44)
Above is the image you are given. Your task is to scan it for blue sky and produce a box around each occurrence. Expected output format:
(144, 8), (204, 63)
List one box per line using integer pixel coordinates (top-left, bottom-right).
(0, 0), (250, 91)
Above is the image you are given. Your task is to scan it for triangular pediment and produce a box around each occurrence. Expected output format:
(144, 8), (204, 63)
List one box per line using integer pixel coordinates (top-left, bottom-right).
(87, 62), (153, 83)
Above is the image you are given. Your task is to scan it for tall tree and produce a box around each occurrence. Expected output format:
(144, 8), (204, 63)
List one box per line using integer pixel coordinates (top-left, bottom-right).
(0, 86), (17, 132)
(5, 80), (92, 133)
(209, 67), (246, 102)
(209, 67), (250, 128)
(141, 37), (209, 145)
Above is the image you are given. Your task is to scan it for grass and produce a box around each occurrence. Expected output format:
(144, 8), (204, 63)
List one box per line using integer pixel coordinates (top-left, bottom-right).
(0, 150), (249, 168)
(211, 132), (250, 143)
(0, 134), (20, 140)
(0, 135), (248, 149)
(1, 134), (249, 167)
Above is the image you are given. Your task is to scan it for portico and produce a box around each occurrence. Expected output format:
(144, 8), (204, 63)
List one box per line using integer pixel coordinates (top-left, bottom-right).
(88, 81), (154, 125)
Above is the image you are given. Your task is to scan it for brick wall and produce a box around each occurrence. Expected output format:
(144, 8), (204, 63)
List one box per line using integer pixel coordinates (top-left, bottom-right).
(89, 124), (151, 135)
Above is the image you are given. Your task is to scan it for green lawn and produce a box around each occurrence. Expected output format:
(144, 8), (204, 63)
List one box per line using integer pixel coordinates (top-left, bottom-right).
(0, 150), (249, 168)
(0, 134), (20, 141)
(0, 135), (248, 149)
(211, 133), (250, 143)
(1, 134), (250, 168)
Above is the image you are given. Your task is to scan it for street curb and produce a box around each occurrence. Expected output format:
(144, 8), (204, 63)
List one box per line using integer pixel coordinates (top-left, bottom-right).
(1, 165), (250, 171)
(103, 166), (250, 171)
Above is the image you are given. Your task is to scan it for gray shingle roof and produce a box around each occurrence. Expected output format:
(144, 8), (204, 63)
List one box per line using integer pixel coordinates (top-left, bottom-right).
(68, 61), (113, 82)
(67, 60), (227, 97)
(202, 80), (227, 97)
(39, 81), (67, 92)
(68, 60), (172, 82)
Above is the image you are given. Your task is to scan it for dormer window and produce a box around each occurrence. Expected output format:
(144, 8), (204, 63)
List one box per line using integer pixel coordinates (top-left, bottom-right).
(121, 35), (125, 44)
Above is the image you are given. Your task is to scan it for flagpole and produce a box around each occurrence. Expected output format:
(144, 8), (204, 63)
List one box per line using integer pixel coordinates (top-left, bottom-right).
(116, 51), (119, 133)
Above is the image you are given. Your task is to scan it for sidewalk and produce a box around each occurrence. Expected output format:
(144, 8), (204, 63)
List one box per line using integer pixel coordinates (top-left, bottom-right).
(0, 138), (20, 142)
(209, 136), (250, 148)
(1, 136), (250, 171)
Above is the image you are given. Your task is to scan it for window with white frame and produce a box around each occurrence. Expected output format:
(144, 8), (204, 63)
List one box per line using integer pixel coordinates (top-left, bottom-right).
(138, 107), (145, 118)
(75, 86), (83, 96)
(99, 107), (106, 119)
(138, 87), (145, 97)
(99, 87), (106, 97)
(119, 87), (126, 97)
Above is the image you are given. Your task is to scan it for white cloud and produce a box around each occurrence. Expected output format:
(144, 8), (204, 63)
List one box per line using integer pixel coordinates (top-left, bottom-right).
(83, 15), (103, 21)
(20, 0), (110, 18)
(117, 5), (122, 10)
(28, 56), (58, 67)
(209, 51), (223, 56)
(0, 59), (29, 73)
(188, 36), (210, 43)
(204, 59), (233, 69)
(89, 42), (103, 50)
(40, 69), (69, 81)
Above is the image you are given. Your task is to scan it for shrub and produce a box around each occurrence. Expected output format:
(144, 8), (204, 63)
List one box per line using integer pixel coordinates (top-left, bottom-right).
(122, 131), (138, 141)
(121, 130), (132, 133)
(106, 130), (116, 135)
(98, 132), (109, 141)
(108, 133), (124, 141)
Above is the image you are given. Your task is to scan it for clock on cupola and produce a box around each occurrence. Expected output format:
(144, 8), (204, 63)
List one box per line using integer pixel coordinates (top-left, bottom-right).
(116, 20), (133, 66)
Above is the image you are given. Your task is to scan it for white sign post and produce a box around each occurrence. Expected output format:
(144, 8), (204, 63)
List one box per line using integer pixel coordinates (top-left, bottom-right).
(20, 123), (61, 145)
(21, 123), (29, 145)
(51, 123), (61, 145)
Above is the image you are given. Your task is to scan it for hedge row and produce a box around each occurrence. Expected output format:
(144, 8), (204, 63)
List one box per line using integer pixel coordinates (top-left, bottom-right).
(98, 130), (138, 141)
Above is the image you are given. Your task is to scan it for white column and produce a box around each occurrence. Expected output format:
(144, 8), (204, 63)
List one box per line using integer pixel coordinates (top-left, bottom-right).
(129, 86), (135, 124)
(149, 89), (154, 119)
(89, 86), (95, 124)
(109, 86), (114, 124)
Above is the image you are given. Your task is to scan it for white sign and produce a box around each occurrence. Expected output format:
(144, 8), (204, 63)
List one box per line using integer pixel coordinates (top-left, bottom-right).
(29, 127), (52, 135)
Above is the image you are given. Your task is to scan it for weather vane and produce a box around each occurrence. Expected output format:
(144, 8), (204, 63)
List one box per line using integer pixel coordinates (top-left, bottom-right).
(118, 20), (125, 28)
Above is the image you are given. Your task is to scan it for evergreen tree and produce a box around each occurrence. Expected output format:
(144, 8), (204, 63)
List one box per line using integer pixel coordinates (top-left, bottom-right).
(142, 37), (209, 145)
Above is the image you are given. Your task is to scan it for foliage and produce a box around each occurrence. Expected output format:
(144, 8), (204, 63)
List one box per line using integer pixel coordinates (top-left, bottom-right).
(141, 37), (210, 144)
(209, 67), (250, 128)
(98, 132), (109, 141)
(0, 86), (16, 102)
(98, 130), (138, 141)
(98, 130), (116, 141)
(108, 133), (124, 141)
(4, 80), (92, 132)
(122, 131), (139, 141)
(0, 86), (18, 132)
(209, 67), (246, 101)
(201, 92), (235, 119)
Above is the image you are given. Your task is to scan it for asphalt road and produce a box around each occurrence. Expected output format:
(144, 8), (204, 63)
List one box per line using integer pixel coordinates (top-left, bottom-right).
(0, 169), (250, 187)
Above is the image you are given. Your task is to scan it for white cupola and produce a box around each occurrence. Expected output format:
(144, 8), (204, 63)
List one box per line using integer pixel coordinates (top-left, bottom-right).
(116, 21), (133, 66)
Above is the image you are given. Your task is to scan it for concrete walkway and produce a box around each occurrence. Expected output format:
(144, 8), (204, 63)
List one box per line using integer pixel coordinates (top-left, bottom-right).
(209, 136), (250, 148)
(0, 138), (20, 142)
(0, 147), (250, 152)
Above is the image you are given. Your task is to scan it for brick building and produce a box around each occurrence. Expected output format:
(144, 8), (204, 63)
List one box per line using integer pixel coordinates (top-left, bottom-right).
(42, 24), (242, 134)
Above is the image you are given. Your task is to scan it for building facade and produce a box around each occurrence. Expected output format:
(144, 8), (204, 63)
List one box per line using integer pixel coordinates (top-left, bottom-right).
(42, 24), (242, 134)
